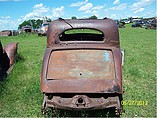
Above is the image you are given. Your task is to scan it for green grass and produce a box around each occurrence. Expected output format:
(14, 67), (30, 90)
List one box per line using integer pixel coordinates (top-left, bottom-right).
(0, 25), (156, 117)
(0, 33), (46, 117)
(120, 24), (156, 117)
(65, 28), (102, 34)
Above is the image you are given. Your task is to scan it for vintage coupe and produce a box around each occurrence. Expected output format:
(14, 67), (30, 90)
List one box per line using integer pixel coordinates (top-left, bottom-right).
(40, 18), (123, 116)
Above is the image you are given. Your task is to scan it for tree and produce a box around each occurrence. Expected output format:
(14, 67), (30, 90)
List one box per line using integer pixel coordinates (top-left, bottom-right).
(71, 16), (77, 19)
(18, 19), (43, 29)
(47, 18), (52, 22)
(89, 15), (97, 19)
(18, 18), (51, 29)
(18, 20), (31, 29)
(35, 19), (43, 28)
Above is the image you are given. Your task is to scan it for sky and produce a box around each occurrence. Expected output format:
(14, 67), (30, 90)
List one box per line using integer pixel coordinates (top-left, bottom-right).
(0, 0), (156, 30)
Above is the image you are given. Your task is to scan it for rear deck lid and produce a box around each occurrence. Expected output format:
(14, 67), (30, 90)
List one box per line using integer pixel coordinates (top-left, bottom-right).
(47, 49), (115, 80)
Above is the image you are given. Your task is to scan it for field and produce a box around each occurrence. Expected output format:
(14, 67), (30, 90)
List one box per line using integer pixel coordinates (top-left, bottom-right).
(0, 24), (156, 117)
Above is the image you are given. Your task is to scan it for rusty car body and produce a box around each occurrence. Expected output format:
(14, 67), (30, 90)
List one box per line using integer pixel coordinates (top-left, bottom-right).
(0, 30), (12, 36)
(40, 18), (123, 115)
(0, 41), (18, 80)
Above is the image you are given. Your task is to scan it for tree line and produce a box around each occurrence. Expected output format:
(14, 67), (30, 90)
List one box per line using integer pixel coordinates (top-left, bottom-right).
(18, 15), (97, 29)
(18, 18), (51, 29)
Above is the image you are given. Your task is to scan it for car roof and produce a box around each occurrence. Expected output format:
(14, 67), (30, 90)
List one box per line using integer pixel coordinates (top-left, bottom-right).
(47, 18), (119, 48)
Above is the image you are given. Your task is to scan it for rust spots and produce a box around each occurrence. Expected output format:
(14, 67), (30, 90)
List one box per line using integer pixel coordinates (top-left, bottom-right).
(47, 50), (115, 80)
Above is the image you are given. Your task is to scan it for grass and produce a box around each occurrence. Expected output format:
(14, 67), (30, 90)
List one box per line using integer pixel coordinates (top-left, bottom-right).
(119, 24), (156, 117)
(65, 28), (102, 34)
(0, 24), (156, 117)
(0, 33), (46, 117)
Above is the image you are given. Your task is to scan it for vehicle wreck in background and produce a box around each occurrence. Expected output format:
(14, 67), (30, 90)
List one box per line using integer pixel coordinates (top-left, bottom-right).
(114, 20), (125, 28)
(21, 25), (34, 33)
(38, 23), (49, 36)
(0, 30), (12, 36)
(40, 18), (123, 116)
(0, 42), (18, 80)
(145, 18), (157, 29)
(0, 30), (20, 36)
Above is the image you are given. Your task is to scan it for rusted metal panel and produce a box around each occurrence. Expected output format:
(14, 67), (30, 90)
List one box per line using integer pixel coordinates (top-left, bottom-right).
(4, 43), (18, 66)
(46, 19), (119, 48)
(46, 95), (121, 111)
(47, 50), (115, 80)
(0, 42), (18, 80)
(42, 79), (121, 93)
(41, 47), (122, 93)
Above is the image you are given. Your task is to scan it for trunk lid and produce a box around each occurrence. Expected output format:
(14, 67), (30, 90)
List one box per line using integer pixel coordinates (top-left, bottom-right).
(47, 49), (115, 80)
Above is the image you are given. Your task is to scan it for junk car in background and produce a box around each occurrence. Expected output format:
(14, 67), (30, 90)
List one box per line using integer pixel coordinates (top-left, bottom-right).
(0, 30), (20, 36)
(0, 30), (12, 36)
(40, 18), (123, 116)
(145, 18), (157, 29)
(38, 23), (49, 36)
(132, 20), (143, 27)
(131, 20), (148, 28)
(21, 25), (34, 33)
(114, 20), (125, 28)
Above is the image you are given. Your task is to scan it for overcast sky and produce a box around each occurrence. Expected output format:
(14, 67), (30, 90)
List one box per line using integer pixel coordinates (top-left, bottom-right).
(0, 0), (156, 30)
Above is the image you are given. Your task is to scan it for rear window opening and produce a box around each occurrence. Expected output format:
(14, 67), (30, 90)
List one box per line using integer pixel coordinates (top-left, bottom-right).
(59, 29), (104, 41)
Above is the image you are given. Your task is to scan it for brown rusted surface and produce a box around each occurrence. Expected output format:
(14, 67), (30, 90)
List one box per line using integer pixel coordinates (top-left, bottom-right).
(47, 50), (115, 80)
(40, 18), (123, 115)
(4, 43), (18, 66)
(0, 42), (18, 80)
(0, 42), (10, 78)
(41, 47), (122, 93)
(46, 18), (119, 48)
(46, 95), (121, 111)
